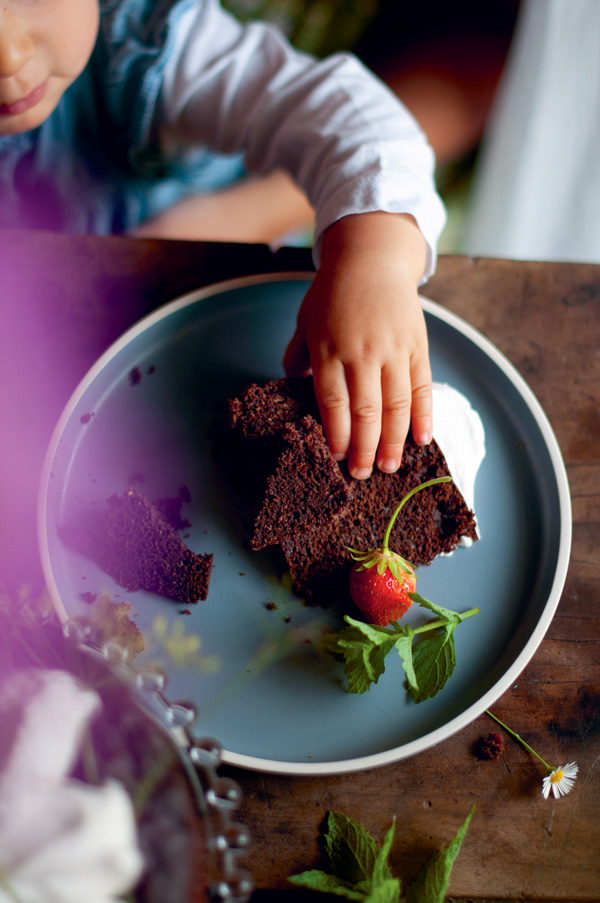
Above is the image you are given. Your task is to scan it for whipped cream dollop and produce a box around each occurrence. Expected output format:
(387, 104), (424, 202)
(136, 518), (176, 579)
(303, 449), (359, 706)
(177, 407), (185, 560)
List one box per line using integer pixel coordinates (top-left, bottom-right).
(431, 382), (486, 544)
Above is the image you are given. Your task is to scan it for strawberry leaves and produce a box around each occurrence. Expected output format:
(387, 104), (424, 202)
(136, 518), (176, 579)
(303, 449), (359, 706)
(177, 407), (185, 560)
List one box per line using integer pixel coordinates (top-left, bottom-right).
(321, 593), (479, 703)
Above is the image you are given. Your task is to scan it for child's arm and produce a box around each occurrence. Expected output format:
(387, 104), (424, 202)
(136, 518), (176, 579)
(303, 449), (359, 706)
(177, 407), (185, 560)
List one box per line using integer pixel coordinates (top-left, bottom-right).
(152, 0), (445, 472)
(284, 212), (431, 479)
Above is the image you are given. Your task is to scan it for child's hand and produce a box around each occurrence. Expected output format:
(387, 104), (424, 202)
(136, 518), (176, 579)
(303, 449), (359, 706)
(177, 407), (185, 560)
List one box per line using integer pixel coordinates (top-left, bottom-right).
(283, 212), (432, 479)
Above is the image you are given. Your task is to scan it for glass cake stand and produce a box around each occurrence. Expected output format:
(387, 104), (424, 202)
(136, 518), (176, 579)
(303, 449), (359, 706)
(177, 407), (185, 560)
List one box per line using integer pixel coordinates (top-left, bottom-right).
(19, 614), (254, 903)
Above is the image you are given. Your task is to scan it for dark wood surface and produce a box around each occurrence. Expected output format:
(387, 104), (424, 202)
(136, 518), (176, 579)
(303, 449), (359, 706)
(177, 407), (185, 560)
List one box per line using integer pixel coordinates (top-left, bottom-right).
(1, 229), (598, 901)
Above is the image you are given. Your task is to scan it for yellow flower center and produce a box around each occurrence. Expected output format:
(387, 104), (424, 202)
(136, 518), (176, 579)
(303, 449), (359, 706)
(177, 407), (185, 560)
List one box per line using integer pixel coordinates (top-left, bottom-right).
(550, 769), (564, 783)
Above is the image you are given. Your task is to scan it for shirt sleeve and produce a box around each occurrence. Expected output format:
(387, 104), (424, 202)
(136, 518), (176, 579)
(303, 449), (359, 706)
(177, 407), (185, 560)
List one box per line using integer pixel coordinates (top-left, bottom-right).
(159, 0), (446, 277)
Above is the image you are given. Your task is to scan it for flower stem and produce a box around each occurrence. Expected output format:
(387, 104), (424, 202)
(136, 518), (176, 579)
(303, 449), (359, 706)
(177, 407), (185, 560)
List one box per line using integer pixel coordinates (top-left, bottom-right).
(382, 477), (451, 550)
(485, 710), (555, 772)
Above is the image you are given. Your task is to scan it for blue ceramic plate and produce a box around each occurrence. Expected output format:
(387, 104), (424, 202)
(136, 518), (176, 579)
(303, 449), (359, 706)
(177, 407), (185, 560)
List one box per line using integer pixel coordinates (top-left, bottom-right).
(39, 274), (571, 775)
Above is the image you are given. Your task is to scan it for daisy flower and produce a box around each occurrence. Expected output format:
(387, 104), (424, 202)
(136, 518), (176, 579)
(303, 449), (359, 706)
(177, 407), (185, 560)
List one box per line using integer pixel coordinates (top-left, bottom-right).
(485, 711), (579, 799)
(542, 763), (579, 799)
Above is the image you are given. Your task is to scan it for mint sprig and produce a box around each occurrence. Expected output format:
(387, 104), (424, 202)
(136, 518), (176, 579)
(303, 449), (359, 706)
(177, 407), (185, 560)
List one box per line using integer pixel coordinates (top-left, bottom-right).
(289, 808), (474, 902)
(321, 593), (479, 703)
(289, 811), (400, 901)
(405, 807), (475, 903)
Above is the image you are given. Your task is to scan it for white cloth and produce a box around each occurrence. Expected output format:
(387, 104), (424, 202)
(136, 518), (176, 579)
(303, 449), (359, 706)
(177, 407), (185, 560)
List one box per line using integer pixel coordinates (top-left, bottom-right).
(159, 0), (446, 275)
(464, 0), (600, 263)
(0, 669), (143, 903)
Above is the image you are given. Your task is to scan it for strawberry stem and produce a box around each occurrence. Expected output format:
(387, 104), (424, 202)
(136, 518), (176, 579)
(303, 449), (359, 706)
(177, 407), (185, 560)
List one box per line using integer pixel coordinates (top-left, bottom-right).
(382, 477), (452, 551)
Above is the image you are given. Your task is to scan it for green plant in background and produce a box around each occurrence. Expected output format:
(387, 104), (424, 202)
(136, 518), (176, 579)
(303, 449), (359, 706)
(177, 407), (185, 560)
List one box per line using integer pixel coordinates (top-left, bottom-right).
(289, 808), (474, 902)
(222, 0), (380, 57)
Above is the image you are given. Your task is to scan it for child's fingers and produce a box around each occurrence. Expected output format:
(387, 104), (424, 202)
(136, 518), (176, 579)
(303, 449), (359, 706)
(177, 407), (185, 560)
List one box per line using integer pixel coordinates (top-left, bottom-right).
(409, 369), (434, 446)
(343, 363), (384, 480)
(312, 358), (351, 463)
(375, 363), (412, 473)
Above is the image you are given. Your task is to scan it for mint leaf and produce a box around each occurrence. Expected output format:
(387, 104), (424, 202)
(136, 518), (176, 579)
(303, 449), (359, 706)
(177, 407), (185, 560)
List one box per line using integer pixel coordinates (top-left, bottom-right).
(321, 619), (399, 694)
(405, 807), (474, 903)
(325, 811), (380, 885)
(409, 623), (457, 703)
(393, 634), (418, 694)
(321, 601), (478, 702)
(408, 592), (462, 623)
(372, 819), (396, 886)
(289, 812), (401, 902)
(343, 617), (402, 646)
(288, 870), (365, 899)
(364, 878), (401, 903)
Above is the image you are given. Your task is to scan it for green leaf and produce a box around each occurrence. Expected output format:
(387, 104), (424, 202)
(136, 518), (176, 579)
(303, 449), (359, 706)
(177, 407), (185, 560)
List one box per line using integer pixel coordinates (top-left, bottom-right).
(325, 812), (380, 885)
(409, 624), (457, 703)
(343, 617), (403, 645)
(320, 619), (399, 694)
(364, 878), (401, 903)
(405, 808), (475, 903)
(408, 592), (461, 624)
(288, 870), (366, 899)
(372, 819), (396, 886)
(289, 812), (401, 902)
(393, 634), (418, 694)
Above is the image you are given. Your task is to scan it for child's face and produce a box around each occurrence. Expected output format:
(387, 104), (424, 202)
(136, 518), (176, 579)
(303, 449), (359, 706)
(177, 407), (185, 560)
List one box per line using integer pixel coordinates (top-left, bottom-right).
(0, 0), (100, 135)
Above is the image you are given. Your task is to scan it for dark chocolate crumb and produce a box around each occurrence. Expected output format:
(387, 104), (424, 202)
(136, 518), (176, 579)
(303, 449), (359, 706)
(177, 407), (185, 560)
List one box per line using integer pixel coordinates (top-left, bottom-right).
(80, 591), (98, 605)
(473, 732), (504, 760)
(129, 367), (142, 386)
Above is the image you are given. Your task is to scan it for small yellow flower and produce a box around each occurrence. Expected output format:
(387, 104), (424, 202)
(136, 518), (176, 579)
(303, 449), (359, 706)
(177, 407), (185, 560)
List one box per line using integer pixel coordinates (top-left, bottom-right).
(542, 763), (579, 799)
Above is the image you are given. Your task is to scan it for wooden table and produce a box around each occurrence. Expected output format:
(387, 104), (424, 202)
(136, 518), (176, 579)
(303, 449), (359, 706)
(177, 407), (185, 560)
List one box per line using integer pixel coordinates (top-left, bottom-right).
(1, 229), (598, 901)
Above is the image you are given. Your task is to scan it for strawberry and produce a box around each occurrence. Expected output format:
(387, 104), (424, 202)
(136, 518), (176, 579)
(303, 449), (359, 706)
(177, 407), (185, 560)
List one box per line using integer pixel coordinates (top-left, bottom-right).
(347, 476), (451, 625)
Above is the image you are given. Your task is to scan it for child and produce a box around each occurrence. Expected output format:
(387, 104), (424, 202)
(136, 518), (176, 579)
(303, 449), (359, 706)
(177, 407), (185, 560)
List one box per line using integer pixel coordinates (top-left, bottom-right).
(0, 0), (446, 480)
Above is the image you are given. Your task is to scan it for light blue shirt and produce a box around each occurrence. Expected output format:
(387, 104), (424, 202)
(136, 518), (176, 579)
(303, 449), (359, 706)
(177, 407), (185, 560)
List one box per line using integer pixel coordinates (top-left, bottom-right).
(0, 0), (245, 233)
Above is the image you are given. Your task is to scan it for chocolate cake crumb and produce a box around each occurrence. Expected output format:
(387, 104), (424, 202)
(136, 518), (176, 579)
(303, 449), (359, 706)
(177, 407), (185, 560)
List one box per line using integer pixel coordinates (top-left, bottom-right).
(229, 376), (319, 438)
(80, 591), (97, 605)
(473, 732), (505, 760)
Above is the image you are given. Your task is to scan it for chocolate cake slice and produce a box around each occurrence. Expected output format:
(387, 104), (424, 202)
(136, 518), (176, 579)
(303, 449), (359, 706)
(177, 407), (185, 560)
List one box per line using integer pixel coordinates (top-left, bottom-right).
(281, 439), (477, 601)
(250, 415), (350, 550)
(228, 376), (478, 605)
(61, 489), (212, 603)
